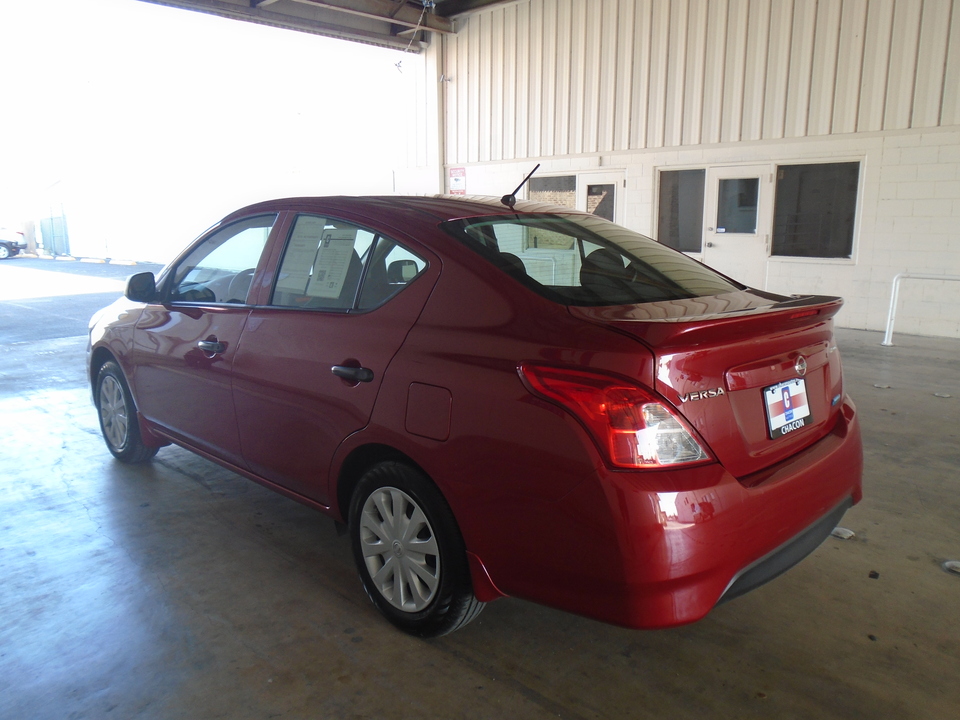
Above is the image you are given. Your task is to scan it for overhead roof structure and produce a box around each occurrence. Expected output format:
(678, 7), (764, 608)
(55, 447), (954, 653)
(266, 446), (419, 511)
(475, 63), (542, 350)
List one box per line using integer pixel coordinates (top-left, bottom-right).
(138, 0), (506, 51)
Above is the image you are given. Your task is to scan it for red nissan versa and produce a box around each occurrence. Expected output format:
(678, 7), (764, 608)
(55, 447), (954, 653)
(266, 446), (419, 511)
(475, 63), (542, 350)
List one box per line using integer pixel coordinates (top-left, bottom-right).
(87, 195), (862, 637)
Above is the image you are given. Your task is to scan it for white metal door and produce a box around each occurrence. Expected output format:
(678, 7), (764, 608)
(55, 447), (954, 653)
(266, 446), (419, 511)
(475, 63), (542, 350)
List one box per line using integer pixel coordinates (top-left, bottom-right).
(701, 165), (773, 289)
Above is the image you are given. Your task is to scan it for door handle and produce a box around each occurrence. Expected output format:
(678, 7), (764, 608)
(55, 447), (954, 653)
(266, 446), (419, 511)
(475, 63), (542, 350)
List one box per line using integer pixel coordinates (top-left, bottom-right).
(198, 339), (226, 354)
(331, 365), (374, 383)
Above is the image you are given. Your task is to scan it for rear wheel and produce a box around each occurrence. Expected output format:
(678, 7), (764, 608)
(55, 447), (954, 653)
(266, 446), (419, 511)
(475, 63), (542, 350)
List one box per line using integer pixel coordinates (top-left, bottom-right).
(95, 361), (158, 463)
(0, 245), (10, 259)
(349, 462), (483, 637)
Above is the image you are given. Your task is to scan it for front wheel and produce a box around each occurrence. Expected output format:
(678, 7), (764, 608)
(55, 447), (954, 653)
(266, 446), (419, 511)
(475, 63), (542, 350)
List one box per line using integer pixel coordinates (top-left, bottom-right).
(0, 245), (10, 260)
(349, 462), (483, 637)
(95, 361), (158, 463)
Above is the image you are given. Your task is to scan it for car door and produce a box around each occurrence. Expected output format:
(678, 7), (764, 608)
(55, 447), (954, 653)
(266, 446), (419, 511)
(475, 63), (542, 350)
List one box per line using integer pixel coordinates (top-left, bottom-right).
(231, 213), (436, 505)
(130, 214), (278, 466)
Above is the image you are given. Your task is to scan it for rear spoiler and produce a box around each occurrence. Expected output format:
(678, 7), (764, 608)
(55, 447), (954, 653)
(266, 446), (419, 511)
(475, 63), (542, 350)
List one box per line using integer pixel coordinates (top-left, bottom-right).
(569, 295), (843, 348)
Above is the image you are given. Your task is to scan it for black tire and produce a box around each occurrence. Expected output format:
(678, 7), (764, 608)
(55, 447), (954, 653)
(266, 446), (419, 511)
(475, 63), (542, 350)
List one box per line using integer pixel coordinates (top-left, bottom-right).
(349, 462), (484, 637)
(95, 361), (159, 464)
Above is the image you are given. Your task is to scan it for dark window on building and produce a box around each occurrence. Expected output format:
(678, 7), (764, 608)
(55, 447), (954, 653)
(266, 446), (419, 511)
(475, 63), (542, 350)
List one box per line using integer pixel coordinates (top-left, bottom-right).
(658, 169), (705, 252)
(716, 178), (759, 233)
(772, 162), (859, 258)
(529, 175), (576, 208)
(587, 183), (615, 221)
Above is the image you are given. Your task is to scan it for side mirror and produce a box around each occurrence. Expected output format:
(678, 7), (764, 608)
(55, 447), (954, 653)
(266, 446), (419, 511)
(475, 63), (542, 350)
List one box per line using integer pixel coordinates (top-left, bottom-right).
(125, 272), (158, 303)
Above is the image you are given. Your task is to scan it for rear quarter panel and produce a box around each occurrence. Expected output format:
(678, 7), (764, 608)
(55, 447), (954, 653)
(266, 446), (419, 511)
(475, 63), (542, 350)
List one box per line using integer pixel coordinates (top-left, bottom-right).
(335, 245), (660, 601)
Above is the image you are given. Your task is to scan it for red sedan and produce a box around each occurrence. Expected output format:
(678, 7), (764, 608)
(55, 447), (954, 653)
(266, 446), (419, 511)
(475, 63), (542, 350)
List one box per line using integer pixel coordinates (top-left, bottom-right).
(88, 195), (862, 637)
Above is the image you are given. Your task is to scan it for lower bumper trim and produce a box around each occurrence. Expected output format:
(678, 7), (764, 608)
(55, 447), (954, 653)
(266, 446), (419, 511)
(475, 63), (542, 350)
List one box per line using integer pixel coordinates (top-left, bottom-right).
(718, 497), (853, 605)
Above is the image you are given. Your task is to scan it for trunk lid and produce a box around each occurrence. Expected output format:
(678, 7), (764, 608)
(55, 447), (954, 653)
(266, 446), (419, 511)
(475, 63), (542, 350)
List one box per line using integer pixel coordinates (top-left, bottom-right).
(569, 291), (846, 479)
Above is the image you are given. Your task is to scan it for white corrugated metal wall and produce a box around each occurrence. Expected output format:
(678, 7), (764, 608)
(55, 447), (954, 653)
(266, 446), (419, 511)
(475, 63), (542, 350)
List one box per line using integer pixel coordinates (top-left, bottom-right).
(443, 0), (960, 164)
(438, 0), (960, 339)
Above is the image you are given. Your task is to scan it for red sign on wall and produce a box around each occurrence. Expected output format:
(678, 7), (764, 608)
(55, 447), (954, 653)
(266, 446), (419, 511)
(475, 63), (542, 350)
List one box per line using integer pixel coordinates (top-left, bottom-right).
(449, 167), (466, 195)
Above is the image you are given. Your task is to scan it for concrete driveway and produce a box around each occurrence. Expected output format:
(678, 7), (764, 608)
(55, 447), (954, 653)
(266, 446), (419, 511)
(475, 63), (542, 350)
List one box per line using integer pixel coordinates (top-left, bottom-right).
(1, 258), (958, 720)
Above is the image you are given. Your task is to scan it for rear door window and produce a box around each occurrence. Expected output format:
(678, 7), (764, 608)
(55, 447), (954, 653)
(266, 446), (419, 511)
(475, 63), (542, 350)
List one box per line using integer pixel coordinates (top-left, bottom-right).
(272, 214), (426, 311)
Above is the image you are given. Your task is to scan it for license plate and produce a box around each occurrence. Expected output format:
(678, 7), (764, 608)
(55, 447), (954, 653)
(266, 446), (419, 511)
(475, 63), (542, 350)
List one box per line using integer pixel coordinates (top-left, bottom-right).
(763, 379), (812, 438)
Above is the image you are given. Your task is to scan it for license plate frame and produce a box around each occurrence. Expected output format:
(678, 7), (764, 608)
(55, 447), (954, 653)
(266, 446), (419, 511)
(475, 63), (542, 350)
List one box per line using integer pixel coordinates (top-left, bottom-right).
(763, 378), (812, 439)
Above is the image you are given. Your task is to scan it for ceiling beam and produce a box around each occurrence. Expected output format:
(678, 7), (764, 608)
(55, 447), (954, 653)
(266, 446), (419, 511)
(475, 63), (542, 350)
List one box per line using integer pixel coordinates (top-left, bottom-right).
(138, 0), (431, 50)
(287, 0), (454, 33)
(433, 0), (509, 17)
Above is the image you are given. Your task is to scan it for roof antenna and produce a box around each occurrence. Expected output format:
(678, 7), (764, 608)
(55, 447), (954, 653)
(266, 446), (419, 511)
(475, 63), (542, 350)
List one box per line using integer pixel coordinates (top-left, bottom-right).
(501, 163), (541, 209)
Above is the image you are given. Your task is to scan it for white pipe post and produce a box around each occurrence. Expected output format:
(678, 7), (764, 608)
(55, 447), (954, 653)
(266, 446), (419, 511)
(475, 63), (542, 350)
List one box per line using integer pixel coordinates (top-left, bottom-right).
(881, 273), (960, 346)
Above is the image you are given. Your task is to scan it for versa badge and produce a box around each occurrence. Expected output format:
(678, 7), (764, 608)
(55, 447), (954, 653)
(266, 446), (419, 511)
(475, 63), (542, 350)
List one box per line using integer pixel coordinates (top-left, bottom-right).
(679, 387), (725, 403)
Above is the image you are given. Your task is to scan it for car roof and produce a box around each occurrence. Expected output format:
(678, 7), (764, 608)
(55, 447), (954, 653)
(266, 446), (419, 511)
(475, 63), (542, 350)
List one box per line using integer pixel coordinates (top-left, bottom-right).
(221, 195), (591, 227)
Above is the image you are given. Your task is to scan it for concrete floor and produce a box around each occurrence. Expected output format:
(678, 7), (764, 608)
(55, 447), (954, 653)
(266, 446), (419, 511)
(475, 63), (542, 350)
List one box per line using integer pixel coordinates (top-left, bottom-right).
(1, 267), (959, 719)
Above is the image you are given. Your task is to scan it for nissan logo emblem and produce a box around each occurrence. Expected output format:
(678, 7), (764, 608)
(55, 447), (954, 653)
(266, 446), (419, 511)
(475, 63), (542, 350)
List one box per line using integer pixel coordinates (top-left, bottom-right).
(795, 356), (807, 376)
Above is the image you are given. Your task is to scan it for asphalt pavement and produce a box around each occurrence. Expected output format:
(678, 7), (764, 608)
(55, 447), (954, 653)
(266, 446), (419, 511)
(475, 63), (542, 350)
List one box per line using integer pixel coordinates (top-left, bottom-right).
(0, 257), (164, 343)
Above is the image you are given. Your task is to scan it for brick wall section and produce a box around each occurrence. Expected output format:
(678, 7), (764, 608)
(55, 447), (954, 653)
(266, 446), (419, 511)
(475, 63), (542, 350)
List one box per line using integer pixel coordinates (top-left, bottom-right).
(529, 190), (576, 208)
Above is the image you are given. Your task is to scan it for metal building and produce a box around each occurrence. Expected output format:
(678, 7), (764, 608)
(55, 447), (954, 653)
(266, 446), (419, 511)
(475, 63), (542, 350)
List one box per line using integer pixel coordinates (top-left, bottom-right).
(429, 0), (960, 339)
(139, 0), (960, 339)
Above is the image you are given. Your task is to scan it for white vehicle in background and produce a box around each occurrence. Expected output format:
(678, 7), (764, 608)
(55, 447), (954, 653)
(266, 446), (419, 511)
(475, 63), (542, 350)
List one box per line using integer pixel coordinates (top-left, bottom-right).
(0, 228), (27, 259)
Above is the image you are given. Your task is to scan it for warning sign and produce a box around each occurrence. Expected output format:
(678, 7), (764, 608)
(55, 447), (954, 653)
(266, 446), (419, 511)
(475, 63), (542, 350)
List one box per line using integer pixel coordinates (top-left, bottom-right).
(449, 167), (466, 195)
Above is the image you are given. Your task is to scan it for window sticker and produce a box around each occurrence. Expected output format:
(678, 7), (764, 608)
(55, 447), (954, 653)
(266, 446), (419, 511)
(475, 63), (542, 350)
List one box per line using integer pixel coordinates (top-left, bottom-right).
(305, 227), (358, 299)
(276, 216), (326, 295)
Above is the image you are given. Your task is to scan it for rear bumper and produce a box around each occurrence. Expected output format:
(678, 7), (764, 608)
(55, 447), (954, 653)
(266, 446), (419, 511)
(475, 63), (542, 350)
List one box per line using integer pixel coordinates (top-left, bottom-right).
(718, 495), (852, 604)
(488, 396), (862, 629)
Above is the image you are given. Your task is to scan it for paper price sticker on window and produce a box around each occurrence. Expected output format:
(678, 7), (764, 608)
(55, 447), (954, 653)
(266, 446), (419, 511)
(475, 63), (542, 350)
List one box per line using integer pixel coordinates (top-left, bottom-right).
(306, 228), (357, 299)
(763, 379), (812, 439)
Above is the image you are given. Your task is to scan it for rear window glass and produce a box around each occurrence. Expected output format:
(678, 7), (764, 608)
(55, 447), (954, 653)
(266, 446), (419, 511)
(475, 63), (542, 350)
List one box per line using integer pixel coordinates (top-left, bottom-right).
(440, 213), (740, 306)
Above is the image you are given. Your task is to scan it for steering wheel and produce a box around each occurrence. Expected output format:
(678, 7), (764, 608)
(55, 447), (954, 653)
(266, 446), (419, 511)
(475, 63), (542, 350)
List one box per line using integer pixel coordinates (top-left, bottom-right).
(225, 269), (256, 303)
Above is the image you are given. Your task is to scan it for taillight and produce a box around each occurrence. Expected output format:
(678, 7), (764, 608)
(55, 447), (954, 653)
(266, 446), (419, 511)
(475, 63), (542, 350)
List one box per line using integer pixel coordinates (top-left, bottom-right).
(519, 364), (712, 469)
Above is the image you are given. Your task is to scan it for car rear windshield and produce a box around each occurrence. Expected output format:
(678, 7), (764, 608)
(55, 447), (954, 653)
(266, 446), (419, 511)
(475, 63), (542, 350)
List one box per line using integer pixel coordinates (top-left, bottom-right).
(440, 213), (740, 306)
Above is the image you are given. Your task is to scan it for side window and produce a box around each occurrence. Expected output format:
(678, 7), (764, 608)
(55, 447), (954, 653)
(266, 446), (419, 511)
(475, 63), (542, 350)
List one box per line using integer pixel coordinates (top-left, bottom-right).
(272, 215), (425, 311)
(168, 215), (275, 304)
(272, 215), (373, 309)
(357, 239), (427, 310)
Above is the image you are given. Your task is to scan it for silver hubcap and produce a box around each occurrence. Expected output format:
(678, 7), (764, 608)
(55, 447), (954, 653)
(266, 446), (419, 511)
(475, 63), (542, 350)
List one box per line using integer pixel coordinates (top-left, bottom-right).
(359, 487), (440, 612)
(99, 375), (128, 450)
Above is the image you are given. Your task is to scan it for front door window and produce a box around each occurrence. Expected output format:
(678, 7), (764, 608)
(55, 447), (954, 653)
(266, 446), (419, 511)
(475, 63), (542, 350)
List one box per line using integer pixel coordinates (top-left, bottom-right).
(168, 215), (275, 304)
